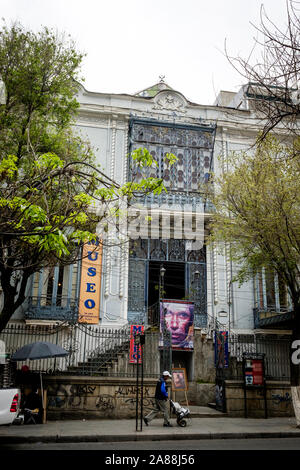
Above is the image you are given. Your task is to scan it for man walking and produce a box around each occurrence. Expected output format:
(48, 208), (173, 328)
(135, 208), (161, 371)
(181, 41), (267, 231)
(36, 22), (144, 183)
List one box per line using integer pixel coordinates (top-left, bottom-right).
(144, 371), (173, 427)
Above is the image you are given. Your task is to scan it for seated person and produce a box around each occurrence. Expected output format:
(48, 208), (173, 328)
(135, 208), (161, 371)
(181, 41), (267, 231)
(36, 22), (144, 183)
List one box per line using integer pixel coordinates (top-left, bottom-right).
(21, 386), (43, 424)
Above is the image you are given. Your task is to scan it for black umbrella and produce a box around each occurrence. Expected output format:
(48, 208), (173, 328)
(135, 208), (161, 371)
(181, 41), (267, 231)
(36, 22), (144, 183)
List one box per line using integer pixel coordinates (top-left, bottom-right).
(11, 341), (69, 417)
(11, 341), (68, 361)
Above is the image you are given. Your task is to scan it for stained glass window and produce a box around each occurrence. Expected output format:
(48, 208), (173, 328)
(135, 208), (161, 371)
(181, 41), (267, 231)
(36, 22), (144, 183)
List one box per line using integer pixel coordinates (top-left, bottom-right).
(129, 119), (215, 193)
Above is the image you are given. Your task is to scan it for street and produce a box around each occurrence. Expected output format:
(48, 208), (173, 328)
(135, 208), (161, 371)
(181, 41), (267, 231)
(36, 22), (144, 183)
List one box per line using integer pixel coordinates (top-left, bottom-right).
(1, 438), (300, 450)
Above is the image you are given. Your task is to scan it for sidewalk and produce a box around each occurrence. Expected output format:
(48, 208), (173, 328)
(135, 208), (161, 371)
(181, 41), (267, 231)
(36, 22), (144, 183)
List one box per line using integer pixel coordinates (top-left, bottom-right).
(1, 416), (300, 444)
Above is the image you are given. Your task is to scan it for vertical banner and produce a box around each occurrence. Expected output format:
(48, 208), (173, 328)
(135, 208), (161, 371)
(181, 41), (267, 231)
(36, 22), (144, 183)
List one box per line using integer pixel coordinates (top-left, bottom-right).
(129, 325), (145, 364)
(214, 331), (229, 368)
(78, 240), (103, 324)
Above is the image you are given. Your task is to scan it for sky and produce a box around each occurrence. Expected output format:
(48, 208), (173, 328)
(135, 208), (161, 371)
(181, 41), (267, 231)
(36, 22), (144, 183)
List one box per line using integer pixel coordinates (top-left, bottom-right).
(1, 0), (290, 105)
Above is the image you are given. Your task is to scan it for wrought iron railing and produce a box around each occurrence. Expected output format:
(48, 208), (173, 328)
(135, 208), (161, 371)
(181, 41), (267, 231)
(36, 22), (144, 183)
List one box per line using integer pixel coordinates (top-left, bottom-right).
(0, 322), (164, 378)
(26, 296), (78, 322)
(148, 301), (160, 327)
(218, 333), (292, 382)
(253, 307), (294, 329)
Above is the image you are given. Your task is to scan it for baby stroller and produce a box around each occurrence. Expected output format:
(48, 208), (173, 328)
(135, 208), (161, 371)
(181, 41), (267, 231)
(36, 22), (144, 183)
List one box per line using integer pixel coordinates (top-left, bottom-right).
(170, 399), (191, 427)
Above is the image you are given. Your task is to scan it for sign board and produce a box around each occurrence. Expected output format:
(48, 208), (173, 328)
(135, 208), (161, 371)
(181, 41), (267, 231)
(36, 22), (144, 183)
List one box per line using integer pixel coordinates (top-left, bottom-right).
(129, 325), (145, 364)
(171, 367), (188, 392)
(78, 240), (103, 324)
(242, 353), (267, 418)
(243, 354), (265, 387)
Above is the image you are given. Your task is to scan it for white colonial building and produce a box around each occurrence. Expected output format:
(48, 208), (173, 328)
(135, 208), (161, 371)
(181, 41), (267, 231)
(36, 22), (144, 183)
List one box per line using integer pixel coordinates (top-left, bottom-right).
(0, 78), (294, 398)
(6, 79), (292, 335)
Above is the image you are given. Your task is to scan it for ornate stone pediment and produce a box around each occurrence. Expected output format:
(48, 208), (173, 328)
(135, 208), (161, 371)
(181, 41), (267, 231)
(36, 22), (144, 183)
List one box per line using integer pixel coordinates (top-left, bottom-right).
(152, 91), (187, 113)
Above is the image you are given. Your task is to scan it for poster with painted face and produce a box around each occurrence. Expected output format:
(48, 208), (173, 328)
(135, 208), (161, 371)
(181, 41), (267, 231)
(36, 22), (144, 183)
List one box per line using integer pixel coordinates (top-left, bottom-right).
(159, 300), (194, 350)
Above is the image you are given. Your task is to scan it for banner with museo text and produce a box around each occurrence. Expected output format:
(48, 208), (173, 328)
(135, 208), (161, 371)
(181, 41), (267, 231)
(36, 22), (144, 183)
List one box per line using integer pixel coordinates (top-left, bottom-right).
(78, 240), (103, 324)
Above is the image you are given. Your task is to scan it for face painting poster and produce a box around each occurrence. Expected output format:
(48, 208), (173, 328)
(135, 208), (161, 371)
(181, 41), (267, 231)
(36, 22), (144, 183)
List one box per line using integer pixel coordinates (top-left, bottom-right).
(159, 300), (194, 350)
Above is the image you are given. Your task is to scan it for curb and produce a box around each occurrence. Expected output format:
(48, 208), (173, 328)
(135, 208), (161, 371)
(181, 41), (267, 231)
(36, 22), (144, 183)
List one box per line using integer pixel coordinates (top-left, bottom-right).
(1, 431), (300, 444)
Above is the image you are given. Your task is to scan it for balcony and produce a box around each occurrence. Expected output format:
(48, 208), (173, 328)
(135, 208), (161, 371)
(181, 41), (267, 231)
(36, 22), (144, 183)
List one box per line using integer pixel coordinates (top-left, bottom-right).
(25, 296), (78, 323)
(253, 307), (294, 329)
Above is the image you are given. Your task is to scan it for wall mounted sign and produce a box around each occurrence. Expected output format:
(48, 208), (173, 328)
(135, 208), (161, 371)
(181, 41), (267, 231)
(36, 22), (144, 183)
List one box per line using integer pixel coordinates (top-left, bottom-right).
(78, 240), (103, 324)
(243, 356), (264, 387)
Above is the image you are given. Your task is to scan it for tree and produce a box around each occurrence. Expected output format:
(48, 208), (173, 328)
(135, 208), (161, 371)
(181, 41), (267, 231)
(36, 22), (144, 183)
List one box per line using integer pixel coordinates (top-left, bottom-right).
(0, 23), (172, 332)
(209, 136), (300, 425)
(226, 0), (300, 141)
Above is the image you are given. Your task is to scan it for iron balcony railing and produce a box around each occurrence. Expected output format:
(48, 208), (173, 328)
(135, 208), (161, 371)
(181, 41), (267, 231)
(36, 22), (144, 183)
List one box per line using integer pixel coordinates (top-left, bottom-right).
(25, 296), (78, 322)
(253, 307), (294, 329)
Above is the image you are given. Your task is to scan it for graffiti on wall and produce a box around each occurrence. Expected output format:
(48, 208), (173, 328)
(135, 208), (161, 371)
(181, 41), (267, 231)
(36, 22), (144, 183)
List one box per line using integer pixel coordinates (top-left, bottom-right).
(47, 383), (154, 413)
(47, 384), (96, 408)
(272, 393), (292, 408)
(95, 395), (115, 411)
(115, 386), (150, 398)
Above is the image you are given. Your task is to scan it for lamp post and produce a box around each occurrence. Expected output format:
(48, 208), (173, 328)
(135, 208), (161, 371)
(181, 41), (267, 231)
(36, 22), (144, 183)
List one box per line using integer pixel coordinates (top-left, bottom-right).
(159, 265), (170, 372)
(135, 333), (145, 431)
(158, 264), (166, 327)
(193, 270), (200, 326)
(159, 265), (166, 301)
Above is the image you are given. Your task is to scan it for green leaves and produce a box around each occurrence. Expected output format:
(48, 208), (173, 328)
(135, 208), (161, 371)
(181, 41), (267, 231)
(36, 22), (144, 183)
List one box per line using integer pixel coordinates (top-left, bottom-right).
(210, 135), (300, 298)
(73, 193), (94, 207)
(130, 148), (158, 168)
(34, 153), (64, 170)
(0, 21), (179, 331)
(130, 147), (177, 169)
(0, 154), (18, 179)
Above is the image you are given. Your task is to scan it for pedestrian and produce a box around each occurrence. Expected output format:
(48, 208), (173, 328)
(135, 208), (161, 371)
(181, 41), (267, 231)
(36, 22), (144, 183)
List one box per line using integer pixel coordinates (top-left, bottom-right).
(144, 371), (173, 427)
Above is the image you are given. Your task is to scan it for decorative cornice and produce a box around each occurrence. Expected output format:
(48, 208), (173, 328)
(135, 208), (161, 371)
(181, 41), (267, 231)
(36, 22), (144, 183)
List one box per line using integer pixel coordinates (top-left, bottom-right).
(152, 90), (187, 114)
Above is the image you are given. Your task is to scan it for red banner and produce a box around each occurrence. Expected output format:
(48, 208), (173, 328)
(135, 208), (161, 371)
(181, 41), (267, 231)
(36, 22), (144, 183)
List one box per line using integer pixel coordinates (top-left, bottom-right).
(252, 359), (264, 385)
(129, 325), (144, 364)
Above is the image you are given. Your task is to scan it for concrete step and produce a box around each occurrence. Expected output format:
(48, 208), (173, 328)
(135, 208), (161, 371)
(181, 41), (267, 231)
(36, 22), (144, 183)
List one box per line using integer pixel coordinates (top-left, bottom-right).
(207, 402), (217, 410)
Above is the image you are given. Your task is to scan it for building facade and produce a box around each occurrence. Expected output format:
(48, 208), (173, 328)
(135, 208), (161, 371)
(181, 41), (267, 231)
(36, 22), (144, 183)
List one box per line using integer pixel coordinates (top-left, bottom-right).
(3, 80), (294, 384)
(8, 79), (293, 333)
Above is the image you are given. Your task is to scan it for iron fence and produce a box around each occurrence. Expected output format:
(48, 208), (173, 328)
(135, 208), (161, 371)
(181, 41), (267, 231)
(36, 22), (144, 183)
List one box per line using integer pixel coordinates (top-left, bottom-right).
(223, 334), (291, 382)
(0, 322), (169, 379)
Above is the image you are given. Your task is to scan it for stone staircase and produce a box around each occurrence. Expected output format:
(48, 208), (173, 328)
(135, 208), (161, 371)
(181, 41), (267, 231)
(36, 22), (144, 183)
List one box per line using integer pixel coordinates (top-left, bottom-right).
(64, 325), (161, 377)
(67, 341), (131, 376)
